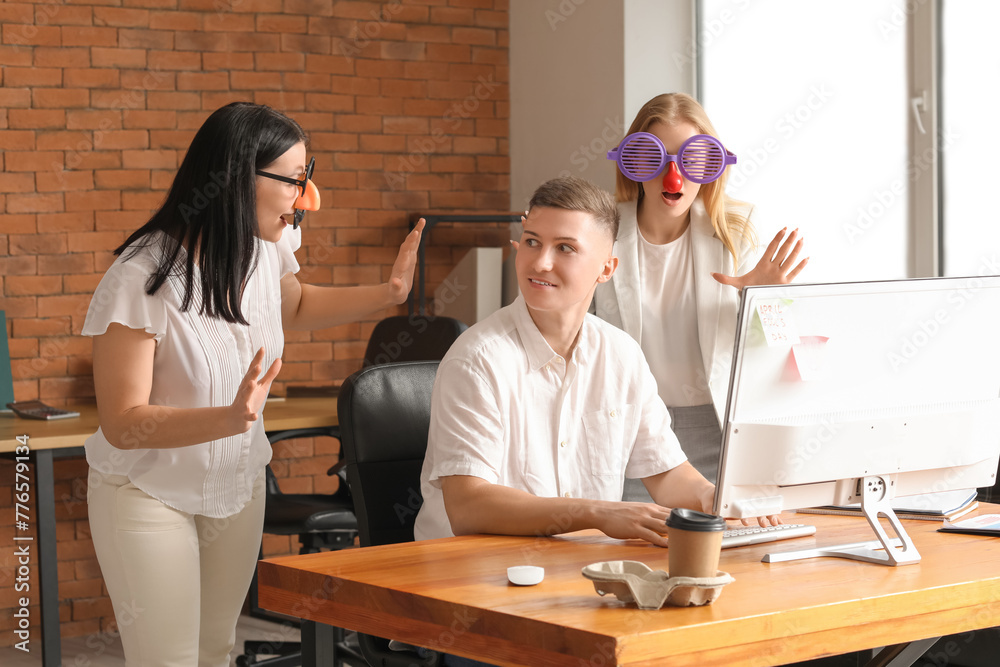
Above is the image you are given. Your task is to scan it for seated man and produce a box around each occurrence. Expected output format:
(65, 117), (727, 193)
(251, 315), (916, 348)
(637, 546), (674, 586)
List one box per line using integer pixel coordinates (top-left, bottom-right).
(414, 175), (715, 545)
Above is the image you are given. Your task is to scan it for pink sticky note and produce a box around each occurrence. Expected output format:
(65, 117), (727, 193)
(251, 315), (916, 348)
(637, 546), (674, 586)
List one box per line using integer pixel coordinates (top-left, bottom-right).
(791, 335), (830, 381)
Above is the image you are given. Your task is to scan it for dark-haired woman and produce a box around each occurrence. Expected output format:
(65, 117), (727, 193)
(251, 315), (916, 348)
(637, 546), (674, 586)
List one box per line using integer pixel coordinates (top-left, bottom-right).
(81, 102), (424, 665)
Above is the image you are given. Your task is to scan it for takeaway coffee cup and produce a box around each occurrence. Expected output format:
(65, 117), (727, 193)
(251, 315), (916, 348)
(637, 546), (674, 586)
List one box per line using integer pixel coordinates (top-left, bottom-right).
(665, 508), (727, 578)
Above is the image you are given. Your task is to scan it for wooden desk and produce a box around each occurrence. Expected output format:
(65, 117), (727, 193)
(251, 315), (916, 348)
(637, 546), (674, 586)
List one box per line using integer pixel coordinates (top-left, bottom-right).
(0, 397), (338, 667)
(259, 509), (1000, 666)
(0, 397), (338, 453)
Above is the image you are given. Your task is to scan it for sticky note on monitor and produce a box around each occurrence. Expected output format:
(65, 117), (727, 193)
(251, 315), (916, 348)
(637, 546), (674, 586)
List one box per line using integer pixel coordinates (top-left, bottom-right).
(754, 299), (800, 347)
(792, 335), (830, 381)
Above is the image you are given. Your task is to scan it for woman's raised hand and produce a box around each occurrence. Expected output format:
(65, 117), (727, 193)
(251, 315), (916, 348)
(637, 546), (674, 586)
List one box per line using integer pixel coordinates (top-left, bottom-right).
(230, 347), (282, 433)
(386, 218), (426, 305)
(712, 227), (808, 290)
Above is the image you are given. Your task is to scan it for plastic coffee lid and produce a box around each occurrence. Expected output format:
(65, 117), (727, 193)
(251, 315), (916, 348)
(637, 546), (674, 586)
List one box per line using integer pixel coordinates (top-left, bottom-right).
(665, 508), (726, 532)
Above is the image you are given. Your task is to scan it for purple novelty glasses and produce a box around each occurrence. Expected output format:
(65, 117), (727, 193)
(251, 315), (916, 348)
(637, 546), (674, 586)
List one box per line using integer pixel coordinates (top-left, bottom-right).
(607, 132), (737, 183)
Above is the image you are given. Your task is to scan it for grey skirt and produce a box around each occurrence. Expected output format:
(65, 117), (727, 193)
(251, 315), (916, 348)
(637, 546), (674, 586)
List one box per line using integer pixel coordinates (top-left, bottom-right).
(622, 404), (721, 503)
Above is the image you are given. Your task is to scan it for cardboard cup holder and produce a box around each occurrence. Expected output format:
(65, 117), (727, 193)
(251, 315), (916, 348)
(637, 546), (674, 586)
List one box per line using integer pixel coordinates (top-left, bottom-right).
(581, 560), (734, 609)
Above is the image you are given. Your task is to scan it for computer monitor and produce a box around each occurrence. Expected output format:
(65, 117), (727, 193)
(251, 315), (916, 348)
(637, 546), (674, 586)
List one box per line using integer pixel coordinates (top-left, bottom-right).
(713, 276), (1000, 566)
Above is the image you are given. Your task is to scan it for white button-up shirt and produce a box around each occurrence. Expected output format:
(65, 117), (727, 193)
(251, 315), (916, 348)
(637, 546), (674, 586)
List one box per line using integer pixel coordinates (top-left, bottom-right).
(82, 228), (300, 518)
(414, 296), (687, 540)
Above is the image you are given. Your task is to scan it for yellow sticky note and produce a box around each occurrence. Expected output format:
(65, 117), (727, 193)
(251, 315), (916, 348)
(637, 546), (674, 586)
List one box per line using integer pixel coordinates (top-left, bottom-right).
(754, 299), (800, 347)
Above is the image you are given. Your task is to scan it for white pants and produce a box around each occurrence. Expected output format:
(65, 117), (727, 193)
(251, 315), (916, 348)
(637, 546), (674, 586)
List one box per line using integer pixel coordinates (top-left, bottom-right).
(87, 468), (266, 666)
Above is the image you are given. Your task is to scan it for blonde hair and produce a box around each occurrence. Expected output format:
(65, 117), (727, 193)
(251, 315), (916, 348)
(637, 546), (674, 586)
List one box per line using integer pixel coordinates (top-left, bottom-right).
(614, 93), (755, 270)
(530, 175), (620, 242)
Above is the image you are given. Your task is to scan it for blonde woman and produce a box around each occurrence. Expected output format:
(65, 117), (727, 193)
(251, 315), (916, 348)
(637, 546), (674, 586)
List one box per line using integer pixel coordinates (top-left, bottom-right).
(595, 93), (807, 496)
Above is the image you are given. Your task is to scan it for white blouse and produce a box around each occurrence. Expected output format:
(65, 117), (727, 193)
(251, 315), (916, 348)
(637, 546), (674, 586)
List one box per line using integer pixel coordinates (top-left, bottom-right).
(82, 227), (301, 518)
(637, 224), (712, 407)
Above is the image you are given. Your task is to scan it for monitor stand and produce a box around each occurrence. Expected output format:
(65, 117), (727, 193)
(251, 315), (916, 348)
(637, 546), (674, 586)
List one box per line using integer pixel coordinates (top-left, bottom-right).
(762, 476), (922, 567)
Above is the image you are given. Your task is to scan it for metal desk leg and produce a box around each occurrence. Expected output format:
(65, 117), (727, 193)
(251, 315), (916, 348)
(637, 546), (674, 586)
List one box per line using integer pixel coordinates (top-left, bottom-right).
(34, 448), (61, 667)
(867, 637), (940, 667)
(301, 620), (337, 667)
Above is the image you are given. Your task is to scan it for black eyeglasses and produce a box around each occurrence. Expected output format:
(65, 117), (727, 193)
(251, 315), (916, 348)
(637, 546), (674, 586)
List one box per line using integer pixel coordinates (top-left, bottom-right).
(256, 156), (316, 228)
(256, 156), (314, 196)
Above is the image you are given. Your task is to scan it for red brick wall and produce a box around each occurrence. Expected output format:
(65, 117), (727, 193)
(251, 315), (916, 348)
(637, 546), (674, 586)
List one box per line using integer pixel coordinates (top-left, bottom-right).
(0, 0), (510, 646)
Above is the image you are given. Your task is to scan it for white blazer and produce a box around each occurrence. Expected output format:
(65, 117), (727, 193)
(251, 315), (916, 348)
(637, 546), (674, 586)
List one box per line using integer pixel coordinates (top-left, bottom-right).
(594, 199), (757, 423)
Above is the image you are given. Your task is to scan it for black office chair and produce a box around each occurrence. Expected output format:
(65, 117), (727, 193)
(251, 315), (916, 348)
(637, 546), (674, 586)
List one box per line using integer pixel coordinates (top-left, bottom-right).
(261, 429), (357, 554)
(238, 427), (364, 667)
(315, 314), (462, 484)
(362, 315), (467, 367)
(243, 318), (467, 666)
(237, 315), (468, 667)
(338, 361), (443, 667)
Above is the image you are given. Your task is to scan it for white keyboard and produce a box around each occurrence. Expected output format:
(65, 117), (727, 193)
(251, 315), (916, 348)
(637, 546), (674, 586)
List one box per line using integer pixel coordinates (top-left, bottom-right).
(721, 523), (816, 549)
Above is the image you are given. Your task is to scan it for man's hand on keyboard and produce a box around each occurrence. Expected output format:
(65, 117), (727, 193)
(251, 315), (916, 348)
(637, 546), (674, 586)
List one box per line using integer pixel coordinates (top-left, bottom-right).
(734, 514), (783, 527)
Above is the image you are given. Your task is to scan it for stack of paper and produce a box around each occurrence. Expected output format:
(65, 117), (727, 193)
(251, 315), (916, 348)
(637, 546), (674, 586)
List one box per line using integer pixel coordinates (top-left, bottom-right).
(799, 489), (979, 522)
(939, 514), (1000, 536)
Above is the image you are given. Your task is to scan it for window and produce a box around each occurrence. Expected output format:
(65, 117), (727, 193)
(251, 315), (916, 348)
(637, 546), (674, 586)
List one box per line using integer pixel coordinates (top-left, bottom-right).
(940, 1), (1000, 277)
(699, 1), (910, 282)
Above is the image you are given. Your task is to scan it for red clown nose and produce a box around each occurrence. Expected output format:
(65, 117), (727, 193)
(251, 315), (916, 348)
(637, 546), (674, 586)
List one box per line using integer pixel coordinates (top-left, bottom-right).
(662, 161), (683, 194)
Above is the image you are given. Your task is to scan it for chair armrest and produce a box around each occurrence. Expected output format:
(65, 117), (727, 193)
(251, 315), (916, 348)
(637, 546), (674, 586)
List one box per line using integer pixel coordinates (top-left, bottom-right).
(266, 425), (340, 445)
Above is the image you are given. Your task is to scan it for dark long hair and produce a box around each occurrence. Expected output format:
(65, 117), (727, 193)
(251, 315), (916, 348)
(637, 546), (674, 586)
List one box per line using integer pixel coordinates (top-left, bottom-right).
(116, 102), (307, 325)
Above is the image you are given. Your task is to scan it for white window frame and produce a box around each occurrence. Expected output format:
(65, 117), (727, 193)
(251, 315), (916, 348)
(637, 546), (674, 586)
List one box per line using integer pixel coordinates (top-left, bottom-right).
(909, 0), (939, 277)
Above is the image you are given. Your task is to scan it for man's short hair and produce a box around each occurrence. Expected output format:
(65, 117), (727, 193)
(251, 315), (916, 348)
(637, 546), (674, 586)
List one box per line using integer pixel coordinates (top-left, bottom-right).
(528, 176), (620, 242)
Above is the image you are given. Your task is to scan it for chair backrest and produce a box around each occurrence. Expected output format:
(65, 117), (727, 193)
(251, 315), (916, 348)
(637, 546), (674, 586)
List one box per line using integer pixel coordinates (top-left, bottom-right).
(338, 361), (439, 547)
(362, 315), (467, 367)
